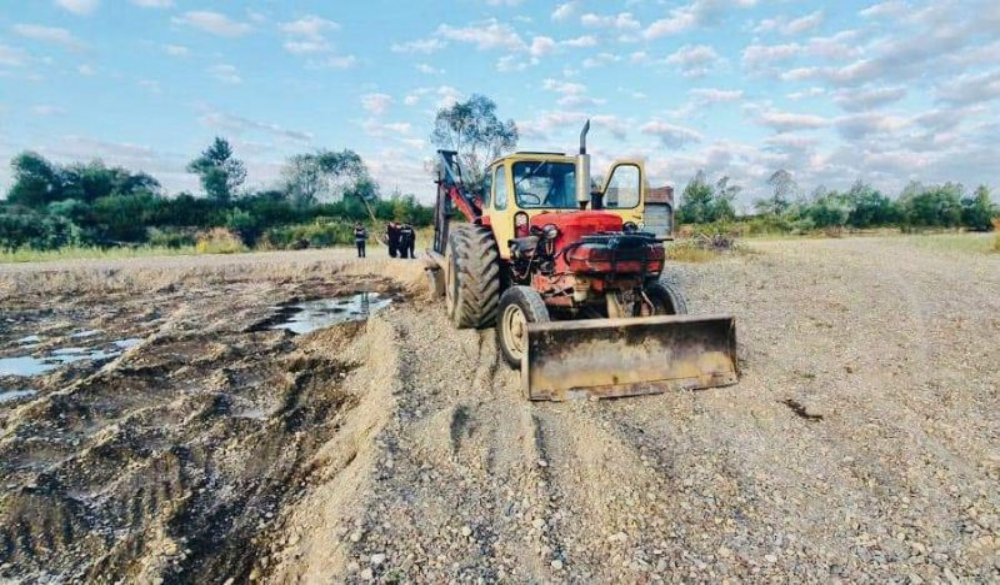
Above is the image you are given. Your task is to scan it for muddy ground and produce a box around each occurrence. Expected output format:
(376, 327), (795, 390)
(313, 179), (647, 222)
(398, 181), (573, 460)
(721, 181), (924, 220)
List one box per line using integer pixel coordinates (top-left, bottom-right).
(0, 238), (998, 584)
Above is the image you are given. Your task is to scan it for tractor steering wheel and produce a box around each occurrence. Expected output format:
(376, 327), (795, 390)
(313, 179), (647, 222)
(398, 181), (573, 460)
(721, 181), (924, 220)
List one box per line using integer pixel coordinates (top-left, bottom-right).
(519, 192), (542, 206)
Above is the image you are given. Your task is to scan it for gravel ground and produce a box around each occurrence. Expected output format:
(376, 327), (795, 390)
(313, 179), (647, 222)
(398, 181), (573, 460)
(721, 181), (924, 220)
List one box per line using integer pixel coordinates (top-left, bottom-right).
(1, 236), (998, 583)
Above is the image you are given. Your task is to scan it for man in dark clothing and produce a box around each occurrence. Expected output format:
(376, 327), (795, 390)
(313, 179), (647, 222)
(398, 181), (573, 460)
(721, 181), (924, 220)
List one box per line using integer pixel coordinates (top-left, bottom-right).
(354, 223), (367, 258)
(386, 222), (399, 258)
(399, 223), (416, 259)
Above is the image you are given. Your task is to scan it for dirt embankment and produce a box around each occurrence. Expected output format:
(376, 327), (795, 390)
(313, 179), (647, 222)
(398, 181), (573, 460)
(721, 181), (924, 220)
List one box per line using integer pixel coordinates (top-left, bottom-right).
(2, 238), (999, 583)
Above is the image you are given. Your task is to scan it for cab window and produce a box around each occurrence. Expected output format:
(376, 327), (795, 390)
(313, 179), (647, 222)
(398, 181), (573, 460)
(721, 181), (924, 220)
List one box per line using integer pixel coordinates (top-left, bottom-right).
(494, 165), (508, 210)
(603, 164), (641, 209)
(512, 161), (577, 209)
(480, 169), (492, 208)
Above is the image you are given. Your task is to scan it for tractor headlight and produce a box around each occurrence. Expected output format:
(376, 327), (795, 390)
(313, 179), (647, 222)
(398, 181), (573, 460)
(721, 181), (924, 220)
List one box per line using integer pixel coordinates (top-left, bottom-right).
(623, 221), (639, 233)
(542, 224), (559, 240)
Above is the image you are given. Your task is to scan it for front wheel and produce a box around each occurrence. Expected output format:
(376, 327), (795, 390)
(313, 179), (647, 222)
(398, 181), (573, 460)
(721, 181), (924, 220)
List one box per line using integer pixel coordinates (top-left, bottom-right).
(496, 286), (550, 369)
(643, 281), (689, 315)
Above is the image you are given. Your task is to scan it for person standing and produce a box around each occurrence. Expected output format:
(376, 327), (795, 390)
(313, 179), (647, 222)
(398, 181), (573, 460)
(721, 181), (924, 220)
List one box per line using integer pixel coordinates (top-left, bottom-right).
(354, 223), (367, 258)
(386, 222), (400, 258)
(400, 223), (416, 259)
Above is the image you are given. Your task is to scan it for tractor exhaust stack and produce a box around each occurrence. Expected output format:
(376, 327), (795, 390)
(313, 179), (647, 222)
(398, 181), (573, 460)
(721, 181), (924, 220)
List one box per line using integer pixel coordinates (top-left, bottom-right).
(576, 119), (591, 207)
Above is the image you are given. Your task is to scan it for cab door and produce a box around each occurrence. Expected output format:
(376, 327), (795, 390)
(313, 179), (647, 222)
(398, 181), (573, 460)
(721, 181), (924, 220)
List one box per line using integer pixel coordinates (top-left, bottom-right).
(486, 162), (515, 259)
(600, 160), (646, 227)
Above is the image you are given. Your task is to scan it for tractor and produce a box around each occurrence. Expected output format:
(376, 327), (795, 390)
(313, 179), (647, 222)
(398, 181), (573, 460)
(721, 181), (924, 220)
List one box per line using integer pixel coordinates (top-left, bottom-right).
(425, 121), (738, 401)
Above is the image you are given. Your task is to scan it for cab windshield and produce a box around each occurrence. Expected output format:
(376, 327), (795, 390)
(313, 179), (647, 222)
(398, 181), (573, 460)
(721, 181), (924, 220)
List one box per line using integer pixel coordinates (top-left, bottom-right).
(512, 161), (577, 209)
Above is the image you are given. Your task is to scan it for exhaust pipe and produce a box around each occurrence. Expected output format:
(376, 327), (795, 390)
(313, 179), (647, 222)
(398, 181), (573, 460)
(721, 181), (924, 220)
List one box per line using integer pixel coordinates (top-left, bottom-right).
(576, 120), (591, 208)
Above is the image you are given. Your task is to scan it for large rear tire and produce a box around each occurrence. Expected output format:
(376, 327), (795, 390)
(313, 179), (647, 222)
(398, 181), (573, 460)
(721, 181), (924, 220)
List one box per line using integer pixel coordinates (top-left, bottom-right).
(444, 225), (501, 329)
(644, 281), (689, 315)
(496, 286), (550, 369)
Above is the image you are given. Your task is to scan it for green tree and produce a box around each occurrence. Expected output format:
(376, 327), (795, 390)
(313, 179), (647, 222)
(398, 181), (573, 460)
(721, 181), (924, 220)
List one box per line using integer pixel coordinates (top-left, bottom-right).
(845, 180), (899, 228)
(756, 169), (797, 216)
(961, 185), (996, 231)
(187, 137), (246, 204)
(899, 182), (963, 228)
(7, 152), (62, 208)
(676, 171), (738, 224)
(430, 94), (518, 185)
(282, 149), (368, 207)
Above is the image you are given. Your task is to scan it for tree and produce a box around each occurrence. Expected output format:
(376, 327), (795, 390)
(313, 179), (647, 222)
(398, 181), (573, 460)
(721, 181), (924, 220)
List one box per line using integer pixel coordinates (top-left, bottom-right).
(845, 180), (899, 228)
(7, 152), (61, 208)
(430, 94), (518, 185)
(899, 182), (963, 228)
(187, 137), (246, 204)
(961, 184), (996, 231)
(676, 171), (738, 224)
(756, 169), (797, 216)
(282, 149), (368, 207)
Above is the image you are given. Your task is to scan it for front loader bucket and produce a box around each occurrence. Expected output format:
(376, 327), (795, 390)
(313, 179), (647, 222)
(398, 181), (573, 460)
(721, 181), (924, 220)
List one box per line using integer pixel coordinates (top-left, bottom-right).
(524, 314), (738, 401)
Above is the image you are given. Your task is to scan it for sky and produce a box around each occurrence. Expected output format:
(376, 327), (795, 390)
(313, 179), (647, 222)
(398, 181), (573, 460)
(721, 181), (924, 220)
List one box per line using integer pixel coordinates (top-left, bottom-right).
(0, 0), (998, 207)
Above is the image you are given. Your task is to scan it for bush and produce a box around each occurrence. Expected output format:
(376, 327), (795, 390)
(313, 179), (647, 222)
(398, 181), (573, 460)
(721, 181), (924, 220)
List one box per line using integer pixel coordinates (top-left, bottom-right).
(148, 227), (196, 248)
(260, 219), (356, 250)
(0, 210), (81, 251)
(195, 228), (246, 254)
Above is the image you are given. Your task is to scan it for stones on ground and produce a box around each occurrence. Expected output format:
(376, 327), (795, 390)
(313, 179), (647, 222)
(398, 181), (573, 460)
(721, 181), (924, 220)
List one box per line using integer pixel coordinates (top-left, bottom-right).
(551, 559), (564, 570)
(460, 526), (473, 537)
(370, 553), (387, 566)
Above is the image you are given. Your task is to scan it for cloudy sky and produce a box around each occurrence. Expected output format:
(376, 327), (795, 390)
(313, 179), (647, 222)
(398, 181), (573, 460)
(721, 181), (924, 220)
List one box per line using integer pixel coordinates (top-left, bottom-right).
(1, 0), (998, 206)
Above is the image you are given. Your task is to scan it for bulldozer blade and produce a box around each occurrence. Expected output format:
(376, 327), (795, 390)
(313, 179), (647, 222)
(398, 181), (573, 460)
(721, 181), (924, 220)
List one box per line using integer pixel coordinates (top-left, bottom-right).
(524, 314), (738, 401)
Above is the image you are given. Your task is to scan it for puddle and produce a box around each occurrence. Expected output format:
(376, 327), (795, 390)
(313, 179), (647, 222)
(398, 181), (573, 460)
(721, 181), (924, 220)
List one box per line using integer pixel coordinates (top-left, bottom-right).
(270, 293), (392, 335)
(71, 330), (102, 339)
(0, 389), (38, 404)
(0, 356), (59, 377)
(0, 340), (139, 378)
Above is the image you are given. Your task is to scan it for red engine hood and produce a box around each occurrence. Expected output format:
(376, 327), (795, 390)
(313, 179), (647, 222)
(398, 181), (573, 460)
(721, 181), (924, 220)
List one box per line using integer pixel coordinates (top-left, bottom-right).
(529, 211), (623, 238)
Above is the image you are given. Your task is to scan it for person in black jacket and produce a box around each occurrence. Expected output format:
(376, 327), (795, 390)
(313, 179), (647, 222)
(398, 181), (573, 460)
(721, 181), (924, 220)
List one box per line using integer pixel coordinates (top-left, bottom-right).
(353, 223), (367, 258)
(399, 223), (416, 259)
(386, 222), (399, 258)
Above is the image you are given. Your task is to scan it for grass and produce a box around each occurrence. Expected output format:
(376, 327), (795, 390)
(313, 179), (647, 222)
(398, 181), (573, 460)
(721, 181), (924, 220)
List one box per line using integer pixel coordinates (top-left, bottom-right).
(897, 232), (996, 255)
(666, 241), (722, 263)
(0, 245), (200, 263)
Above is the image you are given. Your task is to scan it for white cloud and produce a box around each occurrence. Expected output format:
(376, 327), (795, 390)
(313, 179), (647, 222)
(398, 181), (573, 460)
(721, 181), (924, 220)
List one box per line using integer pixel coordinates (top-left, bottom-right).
(315, 55), (358, 69)
(581, 12), (641, 30)
(529, 36), (557, 57)
(640, 120), (703, 147)
(416, 63), (442, 74)
(755, 109), (829, 132)
(13, 24), (86, 50)
(199, 110), (313, 144)
(0, 44), (28, 67)
(208, 64), (242, 84)
(742, 43), (800, 69)
(280, 16), (339, 39)
(834, 112), (911, 139)
(284, 40), (332, 55)
(361, 93), (393, 115)
(164, 44), (189, 56)
(754, 11), (824, 36)
(937, 69), (1000, 106)
(437, 19), (525, 52)
(833, 86), (907, 111)
(55, 0), (99, 15)
(582, 52), (621, 68)
(690, 88), (744, 103)
(32, 104), (67, 116)
(172, 11), (253, 38)
(552, 1), (578, 21)
(665, 44), (723, 77)
(562, 35), (597, 48)
(130, 0), (173, 7)
(138, 79), (161, 94)
(645, 0), (759, 39)
(391, 38), (447, 54)
(77, 63), (95, 76)
(543, 78), (586, 95)
(860, 1), (909, 19)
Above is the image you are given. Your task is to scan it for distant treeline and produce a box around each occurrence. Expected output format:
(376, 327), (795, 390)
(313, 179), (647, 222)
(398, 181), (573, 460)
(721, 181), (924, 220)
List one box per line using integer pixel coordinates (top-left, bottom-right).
(677, 169), (997, 234)
(0, 137), (433, 252)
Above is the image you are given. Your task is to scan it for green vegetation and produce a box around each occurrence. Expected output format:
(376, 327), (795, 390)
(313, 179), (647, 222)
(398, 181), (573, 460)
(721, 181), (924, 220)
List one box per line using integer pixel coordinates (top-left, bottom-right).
(677, 170), (998, 238)
(0, 138), (434, 258)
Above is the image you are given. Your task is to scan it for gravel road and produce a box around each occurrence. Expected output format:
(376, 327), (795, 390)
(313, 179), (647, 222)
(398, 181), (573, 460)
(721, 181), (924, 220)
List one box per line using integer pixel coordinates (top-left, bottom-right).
(1, 236), (998, 583)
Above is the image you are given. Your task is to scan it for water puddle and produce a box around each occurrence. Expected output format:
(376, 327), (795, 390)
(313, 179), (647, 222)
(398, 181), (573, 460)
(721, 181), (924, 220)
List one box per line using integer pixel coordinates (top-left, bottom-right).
(0, 338), (142, 378)
(270, 293), (392, 335)
(0, 389), (38, 404)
